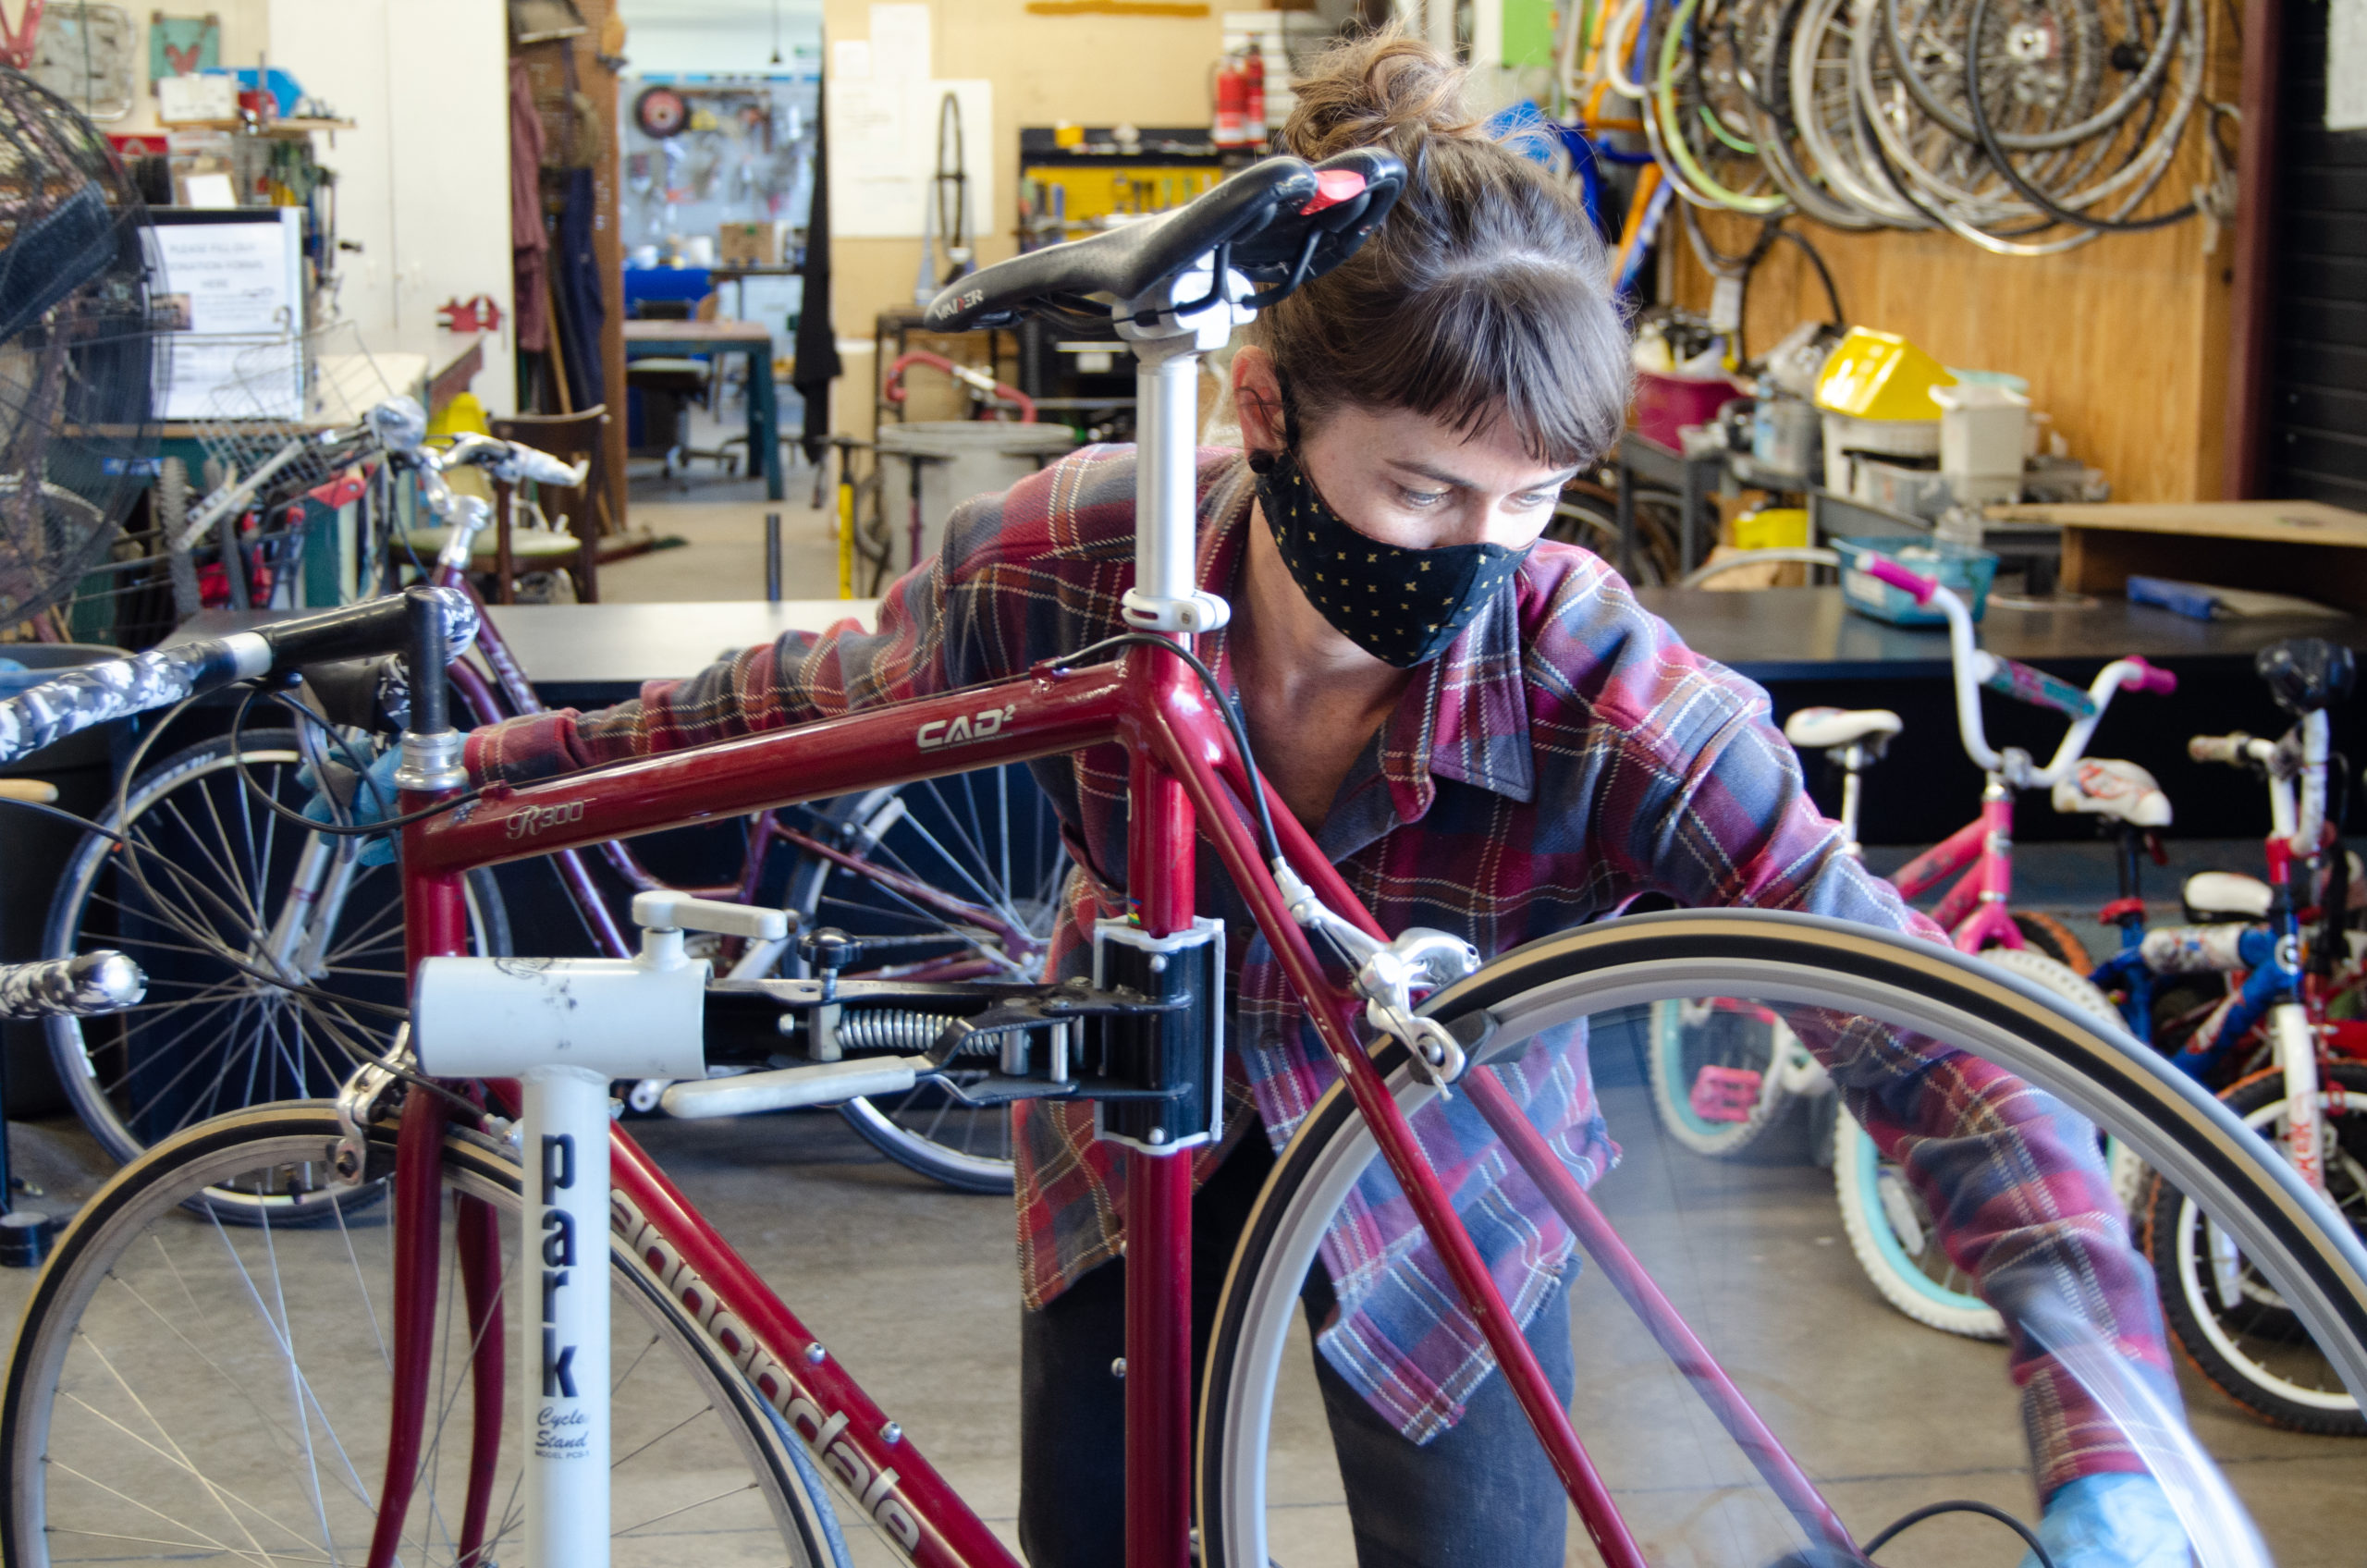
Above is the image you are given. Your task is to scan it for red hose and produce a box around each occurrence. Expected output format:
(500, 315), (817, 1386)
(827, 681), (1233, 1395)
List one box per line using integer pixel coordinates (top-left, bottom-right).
(883, 349), (1037, 423)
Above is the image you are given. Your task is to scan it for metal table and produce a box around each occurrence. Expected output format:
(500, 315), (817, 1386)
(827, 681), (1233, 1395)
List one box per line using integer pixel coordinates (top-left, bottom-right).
(623, 319), (784, 501)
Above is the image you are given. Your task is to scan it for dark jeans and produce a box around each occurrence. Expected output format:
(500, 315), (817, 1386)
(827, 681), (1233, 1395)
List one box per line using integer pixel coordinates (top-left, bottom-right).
(1018, 1132), (1576, 1568)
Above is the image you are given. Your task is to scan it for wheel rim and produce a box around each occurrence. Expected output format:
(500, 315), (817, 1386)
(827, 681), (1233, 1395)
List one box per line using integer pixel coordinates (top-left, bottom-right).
(47, 735), (497, 1202)
(2168, 1087), (2367, 1415)
(6, 1112), (822, 1566)
(1203, 912), (2312, 1568)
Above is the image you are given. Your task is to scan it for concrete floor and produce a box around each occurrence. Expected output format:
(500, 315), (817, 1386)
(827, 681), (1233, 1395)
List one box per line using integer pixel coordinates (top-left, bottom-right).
(5, 1052), (2360, 1564)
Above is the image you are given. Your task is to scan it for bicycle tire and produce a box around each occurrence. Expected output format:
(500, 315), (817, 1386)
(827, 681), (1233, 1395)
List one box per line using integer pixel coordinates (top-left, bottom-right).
(1644, 998), (1803, 1158)
(0, 1101), (845, 1567)
(1197, 909), (2367, 1565)
(43, 729), (509, 1216)
(783, 764), (1072, 1194)
(1832, 948), (2116, 1339)
(2013, 910), (2093, 977)
(2145, 1063), (2367, 1436)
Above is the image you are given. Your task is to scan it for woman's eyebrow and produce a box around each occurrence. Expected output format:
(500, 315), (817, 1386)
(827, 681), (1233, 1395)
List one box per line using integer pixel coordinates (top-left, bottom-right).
(1384, 458), (1583, 492)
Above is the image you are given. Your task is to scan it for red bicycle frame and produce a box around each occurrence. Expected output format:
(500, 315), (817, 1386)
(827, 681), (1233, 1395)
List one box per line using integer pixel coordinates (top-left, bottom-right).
(377, 631), (1868, 1568)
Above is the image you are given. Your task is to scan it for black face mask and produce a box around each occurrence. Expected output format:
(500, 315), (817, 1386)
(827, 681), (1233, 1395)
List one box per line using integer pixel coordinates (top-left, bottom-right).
(1250, 446), (1529, 669)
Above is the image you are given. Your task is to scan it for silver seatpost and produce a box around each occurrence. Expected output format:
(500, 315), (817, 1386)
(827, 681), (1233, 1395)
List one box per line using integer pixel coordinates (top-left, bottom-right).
(1114, 258), (1254, 636)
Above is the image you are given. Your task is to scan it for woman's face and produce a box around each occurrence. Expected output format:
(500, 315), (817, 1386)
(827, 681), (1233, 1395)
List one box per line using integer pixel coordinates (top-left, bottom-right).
(1233, 347), (1577, 552)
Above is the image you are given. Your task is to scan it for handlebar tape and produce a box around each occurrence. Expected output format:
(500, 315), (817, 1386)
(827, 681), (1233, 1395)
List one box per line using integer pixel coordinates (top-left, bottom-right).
(1980, 655), (2098, 718)
(0, 951), (144, 1021)
(0, 588), (479, 768)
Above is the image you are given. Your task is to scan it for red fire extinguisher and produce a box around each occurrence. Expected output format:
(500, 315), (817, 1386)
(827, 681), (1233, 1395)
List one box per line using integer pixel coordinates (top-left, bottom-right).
(1214, 53), (1248, 149)
(1243, 39), (1267, 149)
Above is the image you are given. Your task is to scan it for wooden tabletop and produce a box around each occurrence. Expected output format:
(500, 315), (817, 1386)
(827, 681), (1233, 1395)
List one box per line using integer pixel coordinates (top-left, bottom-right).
(1989, 500), (2367, 545)
(622, 319), (776, 346)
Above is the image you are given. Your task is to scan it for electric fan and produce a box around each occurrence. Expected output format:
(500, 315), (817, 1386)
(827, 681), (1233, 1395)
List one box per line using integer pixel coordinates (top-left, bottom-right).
(0, 64), (160, 631)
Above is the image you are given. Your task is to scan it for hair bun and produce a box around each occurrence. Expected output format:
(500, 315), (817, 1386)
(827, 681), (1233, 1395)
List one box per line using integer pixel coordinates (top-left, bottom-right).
(1280, 26), (1484, 164)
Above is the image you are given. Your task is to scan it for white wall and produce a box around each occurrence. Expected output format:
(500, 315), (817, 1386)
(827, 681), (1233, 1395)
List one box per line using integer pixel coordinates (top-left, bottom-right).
(267, 0), (516, 413)
(618, 0), (821, 75)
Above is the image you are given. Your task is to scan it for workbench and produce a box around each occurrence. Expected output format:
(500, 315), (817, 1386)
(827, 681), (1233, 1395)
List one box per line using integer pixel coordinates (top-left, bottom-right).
(623, 318), (784, 501)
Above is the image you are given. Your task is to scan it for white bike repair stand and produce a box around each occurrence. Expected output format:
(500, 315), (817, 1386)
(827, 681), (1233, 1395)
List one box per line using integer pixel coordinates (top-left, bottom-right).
(414, 891), (785, 1568)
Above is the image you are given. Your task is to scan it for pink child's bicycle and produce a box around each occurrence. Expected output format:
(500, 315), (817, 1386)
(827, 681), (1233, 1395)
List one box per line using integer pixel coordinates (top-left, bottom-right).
(0, 154), (2360, 1568)
(1650, 556), (2178, 1338)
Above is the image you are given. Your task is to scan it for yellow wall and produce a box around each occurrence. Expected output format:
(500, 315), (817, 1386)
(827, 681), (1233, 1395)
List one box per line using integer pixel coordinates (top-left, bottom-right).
(821, 0), (1228, 438)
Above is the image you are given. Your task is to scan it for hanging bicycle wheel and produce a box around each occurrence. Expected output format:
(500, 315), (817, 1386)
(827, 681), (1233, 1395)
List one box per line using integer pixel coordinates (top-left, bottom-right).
(2147, 1063), (2367, 1436)
(0, 1102), (844, 1567)
(782, 762), (1072, 1194)
(1198, 909), (2367, 1566)
(42, 729), (507, 1212)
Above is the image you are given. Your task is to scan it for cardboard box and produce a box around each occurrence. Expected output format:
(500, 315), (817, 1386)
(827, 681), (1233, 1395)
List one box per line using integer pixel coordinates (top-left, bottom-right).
(717, 220), (790, 266)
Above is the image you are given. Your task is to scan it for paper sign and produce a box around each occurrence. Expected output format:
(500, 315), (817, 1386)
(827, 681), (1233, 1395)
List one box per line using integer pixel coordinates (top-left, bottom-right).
(831, 39), (872, 80)
(828, 77), (993, 240)
(868, 2), (931, 79)
(2334, 0), (2367, 130)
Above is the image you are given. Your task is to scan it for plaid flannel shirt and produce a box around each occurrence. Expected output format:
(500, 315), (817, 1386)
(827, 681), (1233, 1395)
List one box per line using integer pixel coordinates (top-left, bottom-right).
(467, 446), (2173, 1491)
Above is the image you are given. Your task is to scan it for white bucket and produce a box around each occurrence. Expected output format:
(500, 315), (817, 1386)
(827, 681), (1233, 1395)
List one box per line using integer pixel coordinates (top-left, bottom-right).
(876, 421), (1078, 570)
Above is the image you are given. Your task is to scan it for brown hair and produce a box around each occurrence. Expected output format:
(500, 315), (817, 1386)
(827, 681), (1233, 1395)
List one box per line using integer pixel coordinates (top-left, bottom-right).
(1254, 26), (1629, 468)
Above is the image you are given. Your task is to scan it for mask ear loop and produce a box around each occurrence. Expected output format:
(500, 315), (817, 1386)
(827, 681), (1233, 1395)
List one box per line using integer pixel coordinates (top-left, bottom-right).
(1243, 370), (1302, 477)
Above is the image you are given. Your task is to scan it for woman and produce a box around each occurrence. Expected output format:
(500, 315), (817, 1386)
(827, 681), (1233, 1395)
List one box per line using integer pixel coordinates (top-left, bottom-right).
(444, 30), (2185, 1568)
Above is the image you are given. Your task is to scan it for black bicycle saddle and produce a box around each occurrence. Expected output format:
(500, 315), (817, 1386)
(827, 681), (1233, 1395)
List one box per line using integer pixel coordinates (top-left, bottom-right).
(923, 149), (1406, 334)
(2257, 638), (2357, 716)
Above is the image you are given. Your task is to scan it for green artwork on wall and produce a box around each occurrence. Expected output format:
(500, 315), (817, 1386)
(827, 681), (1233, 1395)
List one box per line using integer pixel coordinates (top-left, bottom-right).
(148, 10), (219, 84)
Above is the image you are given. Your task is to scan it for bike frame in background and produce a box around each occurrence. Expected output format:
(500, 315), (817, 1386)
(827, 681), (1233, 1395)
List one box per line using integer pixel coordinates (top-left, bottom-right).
(384, 272), (1863, 1568)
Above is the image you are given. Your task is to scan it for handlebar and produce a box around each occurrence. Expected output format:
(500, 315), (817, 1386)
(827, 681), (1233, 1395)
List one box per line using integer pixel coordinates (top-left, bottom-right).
(1861, 556), (1935, 605)
(2192, 719), (2330, 857)
(0, 587), (479, 768)
(2189, 732), (2256, 767)
(0, 951), (144, 1021)
(1872, 558), (2174, 790)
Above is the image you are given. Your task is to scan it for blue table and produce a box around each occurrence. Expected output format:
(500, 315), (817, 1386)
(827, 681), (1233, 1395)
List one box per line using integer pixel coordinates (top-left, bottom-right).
(623, 318), (783, 501)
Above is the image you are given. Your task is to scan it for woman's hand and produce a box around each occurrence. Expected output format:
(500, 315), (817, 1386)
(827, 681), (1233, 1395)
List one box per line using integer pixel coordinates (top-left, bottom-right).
(2017, 1473), (2190, 1568)
(299, 745), (405, 866)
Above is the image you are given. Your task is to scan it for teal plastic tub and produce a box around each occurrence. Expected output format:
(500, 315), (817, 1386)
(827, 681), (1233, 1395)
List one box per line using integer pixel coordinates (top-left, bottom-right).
(1834, 536), (1999, 626)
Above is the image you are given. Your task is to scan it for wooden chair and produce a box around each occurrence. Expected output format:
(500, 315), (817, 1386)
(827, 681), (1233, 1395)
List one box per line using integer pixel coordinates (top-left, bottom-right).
(487, 406), (609, 604)
(397, 407), (610, 604)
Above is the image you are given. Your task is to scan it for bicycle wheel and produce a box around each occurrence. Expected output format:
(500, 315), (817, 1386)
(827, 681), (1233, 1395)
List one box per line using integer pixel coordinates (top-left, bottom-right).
(2146, 1063), (2367, 1436)
(43, 729), (509, 1202)
(0, 1101), (843, 1566)
(1198, 909), (2363, 1565)
(1644, 997), (1805, 1157)
(1833, 947), (2116, 1338)
(782, 762), (1071, 1194)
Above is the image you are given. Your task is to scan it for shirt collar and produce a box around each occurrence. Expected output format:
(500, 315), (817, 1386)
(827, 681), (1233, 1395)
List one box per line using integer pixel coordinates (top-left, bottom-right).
(1201, 455), (1537, 844)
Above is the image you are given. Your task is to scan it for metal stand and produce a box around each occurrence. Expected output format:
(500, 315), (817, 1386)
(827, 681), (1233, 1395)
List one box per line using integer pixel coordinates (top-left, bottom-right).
(765, 510), (782, 602)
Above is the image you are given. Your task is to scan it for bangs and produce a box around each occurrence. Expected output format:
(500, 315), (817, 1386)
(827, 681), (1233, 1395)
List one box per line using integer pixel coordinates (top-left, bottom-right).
(1372, 258), (1632, 468)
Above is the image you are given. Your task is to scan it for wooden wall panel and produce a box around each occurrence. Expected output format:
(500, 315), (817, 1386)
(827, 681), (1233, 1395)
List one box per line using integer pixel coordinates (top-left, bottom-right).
(1674, 207), (2233, 506)
(820, 0), (1228, 443)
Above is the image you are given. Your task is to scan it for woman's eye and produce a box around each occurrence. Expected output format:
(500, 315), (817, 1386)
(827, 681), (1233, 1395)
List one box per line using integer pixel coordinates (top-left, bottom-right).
(1399, 487), (1450, 508)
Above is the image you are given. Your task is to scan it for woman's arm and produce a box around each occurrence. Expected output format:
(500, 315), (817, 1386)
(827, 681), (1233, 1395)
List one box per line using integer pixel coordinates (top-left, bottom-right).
(1622, 685), (2177, 1503)
(465, 497), (998, 789)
